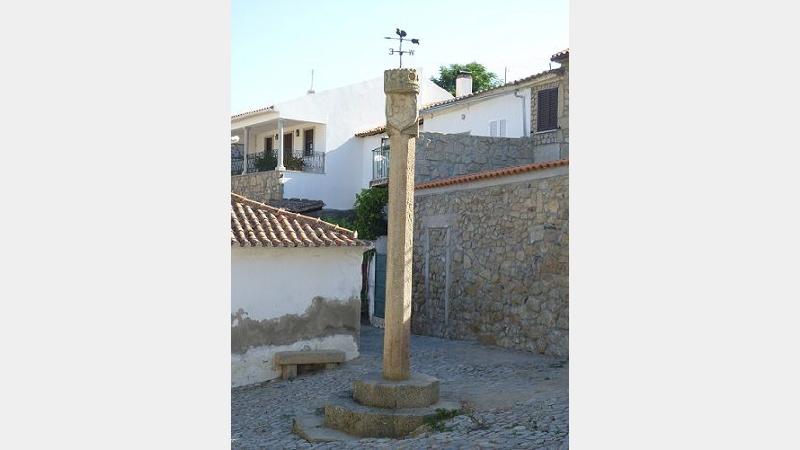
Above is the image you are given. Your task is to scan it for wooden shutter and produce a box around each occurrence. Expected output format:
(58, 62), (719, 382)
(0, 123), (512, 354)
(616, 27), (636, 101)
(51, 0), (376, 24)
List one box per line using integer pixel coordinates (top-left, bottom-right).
(537, 88), (558, 131)
(489, 120), (498, 137)
(499, 119), (507, 137)
(303, 129), (314, 156)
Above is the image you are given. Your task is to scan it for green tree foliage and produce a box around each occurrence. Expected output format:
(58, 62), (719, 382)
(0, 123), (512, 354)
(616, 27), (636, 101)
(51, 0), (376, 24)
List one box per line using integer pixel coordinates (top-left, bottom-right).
(322, 187), (388, 240)
(353, 187), (388, 240)
(431, 62), (502, 96)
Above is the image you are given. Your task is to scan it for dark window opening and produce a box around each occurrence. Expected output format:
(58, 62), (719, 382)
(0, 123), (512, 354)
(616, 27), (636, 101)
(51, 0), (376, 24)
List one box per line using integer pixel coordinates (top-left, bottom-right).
(303, 129), (314, 156)
(537, 88), (558, 132)
(283, 133), (293, 160)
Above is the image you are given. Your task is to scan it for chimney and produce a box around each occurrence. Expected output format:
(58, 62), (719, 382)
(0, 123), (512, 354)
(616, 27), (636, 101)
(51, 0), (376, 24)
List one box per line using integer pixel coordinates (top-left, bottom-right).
(455, 70), (473, 97)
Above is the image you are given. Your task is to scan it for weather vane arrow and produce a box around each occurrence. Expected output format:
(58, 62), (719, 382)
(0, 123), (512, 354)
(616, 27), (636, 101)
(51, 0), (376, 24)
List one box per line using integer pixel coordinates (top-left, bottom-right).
(384, 28), (420, 68)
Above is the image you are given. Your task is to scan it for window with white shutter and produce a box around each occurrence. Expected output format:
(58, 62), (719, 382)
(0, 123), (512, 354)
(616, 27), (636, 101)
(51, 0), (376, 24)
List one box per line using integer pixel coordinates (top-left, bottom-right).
(489, 119), (506, 137)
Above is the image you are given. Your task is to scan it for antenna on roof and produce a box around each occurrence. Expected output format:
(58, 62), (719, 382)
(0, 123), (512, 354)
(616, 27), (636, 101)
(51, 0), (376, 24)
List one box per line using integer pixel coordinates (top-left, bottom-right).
(307, 69), (315, 95)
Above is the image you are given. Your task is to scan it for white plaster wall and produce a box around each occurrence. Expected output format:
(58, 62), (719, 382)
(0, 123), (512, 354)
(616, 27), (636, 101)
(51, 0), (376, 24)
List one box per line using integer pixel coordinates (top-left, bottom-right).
(423, 89), (531, 138)
(272, 74), (451, 209)
(231, 246), (364, 320)
(231, 245), (366, 387)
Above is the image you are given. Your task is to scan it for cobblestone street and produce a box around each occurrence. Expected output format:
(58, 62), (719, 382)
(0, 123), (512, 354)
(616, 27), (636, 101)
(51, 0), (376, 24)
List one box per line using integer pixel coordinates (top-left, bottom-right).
(232, 326), (568, 449)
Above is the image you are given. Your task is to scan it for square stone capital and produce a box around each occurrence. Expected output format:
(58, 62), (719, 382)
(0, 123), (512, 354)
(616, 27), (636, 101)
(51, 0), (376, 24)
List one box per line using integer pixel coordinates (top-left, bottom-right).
(384, 69), (420, 95)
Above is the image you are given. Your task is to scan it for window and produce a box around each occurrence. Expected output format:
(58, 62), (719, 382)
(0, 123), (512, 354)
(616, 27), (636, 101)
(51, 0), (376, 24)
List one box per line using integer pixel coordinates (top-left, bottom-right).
(489, 119), (507, 137)
(537, 88), (558, 132)
(264, 137), (273, 151)
(303, 129), (314, 156)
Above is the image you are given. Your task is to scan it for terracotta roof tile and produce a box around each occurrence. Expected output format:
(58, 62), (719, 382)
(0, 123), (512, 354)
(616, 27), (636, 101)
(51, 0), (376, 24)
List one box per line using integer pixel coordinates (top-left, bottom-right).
(419, 68), (563, 112)
(355, 118), (423, 138)
(231, 193), (366, 247)
(415, 160), (568, 191)
(354, 124), (388, 138)
(231, 105), (275, 120)
(551, 48), (570, 61)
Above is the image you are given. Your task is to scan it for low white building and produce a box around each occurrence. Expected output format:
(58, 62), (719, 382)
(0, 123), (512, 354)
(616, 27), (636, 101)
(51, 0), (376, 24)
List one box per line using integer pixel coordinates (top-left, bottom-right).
(230, 193), (370, 387)
(231, 73), (452, 210)
(356, 49), (569, 187)
(421, 50), (568, 138)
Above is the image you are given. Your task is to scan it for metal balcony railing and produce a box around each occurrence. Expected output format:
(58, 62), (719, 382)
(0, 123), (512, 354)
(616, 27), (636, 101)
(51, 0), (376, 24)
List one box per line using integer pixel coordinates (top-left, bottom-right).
(232, 148), (275, 175)
(372, 144), (389, 182)
(231, 148), (326, 175)
(301, 151), (325, 174)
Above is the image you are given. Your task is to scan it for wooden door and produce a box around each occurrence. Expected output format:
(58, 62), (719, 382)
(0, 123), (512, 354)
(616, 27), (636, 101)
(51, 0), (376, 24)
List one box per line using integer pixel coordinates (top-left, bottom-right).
(283, 132), (293, 160)
(264, 137), (273, 153)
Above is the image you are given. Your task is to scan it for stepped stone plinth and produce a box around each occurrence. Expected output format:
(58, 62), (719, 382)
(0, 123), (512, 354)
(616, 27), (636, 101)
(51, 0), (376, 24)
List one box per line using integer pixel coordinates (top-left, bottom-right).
(353, 372), (439, 409)
(323, 395), (459, 438)
(293, 372), (458, 441)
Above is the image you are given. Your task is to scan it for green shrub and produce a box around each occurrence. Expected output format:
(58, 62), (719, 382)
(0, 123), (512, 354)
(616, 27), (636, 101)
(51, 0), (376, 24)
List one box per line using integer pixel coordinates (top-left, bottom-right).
(284, 154), (305, 171)
(253, 151), (277, 171)
(352, 187), (388, 240)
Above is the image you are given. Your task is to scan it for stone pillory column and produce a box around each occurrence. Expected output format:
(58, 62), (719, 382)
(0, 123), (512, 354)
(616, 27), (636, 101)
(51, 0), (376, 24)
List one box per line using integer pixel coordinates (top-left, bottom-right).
(293, 69), (458, 442)
(382, 68), (419, 381)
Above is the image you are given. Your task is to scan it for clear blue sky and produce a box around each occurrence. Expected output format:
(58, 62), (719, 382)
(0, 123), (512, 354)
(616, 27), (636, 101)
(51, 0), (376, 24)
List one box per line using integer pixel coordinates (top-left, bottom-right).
(232, 0), (568, 114)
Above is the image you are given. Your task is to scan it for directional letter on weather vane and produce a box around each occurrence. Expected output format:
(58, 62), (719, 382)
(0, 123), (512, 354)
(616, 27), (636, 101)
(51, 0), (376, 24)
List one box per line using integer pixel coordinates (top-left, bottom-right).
(385, 28), (420, 69)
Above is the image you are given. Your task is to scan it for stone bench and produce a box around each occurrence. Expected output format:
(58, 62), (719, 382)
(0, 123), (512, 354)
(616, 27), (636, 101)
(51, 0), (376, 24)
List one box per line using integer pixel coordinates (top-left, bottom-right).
(273, 350), (346, 380)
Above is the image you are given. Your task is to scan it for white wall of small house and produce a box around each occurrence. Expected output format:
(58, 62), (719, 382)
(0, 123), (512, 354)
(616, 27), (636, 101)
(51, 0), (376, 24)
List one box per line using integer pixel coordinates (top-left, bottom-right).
(231, 245), (367, 387)
(236, 73), (451, 210)
(231, 246), (363, 320)
(422, 88), (532, 138)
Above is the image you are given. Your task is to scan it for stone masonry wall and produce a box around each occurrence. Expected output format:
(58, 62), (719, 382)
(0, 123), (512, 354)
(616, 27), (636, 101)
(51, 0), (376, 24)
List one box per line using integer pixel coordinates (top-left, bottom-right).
(415, 132), (564, 184)
(530, 64), (569, 158)
(411, 172), (569, 357)
(231, 171), (283, 204)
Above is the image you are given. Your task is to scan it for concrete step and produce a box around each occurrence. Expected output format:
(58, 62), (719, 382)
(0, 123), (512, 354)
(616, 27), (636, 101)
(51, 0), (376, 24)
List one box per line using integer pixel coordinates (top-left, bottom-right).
(324, 393), (460, 438)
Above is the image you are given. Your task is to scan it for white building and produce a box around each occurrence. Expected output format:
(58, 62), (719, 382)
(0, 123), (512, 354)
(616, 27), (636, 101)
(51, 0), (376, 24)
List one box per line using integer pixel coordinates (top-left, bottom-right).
(230, 193), (370, 387)
(356, 49), (569, 186)
(231, 74), (452, 210)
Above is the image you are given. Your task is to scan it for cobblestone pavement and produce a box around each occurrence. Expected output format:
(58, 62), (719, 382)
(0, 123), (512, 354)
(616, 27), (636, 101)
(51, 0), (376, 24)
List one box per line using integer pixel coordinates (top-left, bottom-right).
(232, 326), (568, 449)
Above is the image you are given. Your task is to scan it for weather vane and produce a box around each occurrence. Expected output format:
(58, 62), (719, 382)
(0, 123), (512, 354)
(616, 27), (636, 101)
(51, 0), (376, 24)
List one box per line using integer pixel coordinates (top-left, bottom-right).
(385, 28), (420, 68)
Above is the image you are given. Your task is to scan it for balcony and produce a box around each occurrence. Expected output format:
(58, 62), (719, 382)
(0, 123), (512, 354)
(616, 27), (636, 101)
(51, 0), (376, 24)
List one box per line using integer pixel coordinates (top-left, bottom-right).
(231, 144), (325, 176)
(301, 151), (325, 174)
(370, 144), (389, 187)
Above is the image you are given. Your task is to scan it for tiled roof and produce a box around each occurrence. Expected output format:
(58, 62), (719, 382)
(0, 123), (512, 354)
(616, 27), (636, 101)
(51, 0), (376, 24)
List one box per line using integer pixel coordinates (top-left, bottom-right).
(415, 160), (569, 191)
(231, 193), (366, 247)
(266, 198), (325, 213)
(355, 118), (424, 138)
(551, 48), (570, 61)
(231, 105), (275, 120)
(419, 68), (563, 112)
(354, 124), (388, 138)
